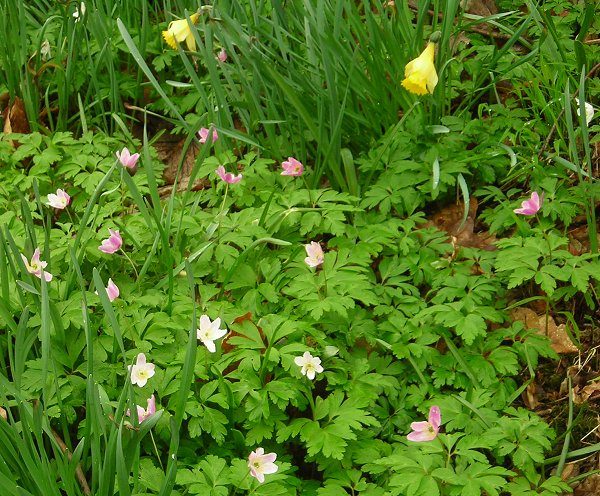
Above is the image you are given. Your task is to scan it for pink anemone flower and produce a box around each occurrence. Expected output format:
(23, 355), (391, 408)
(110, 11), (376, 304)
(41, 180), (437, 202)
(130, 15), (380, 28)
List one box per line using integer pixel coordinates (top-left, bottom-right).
(198, 127), (219, 144)
(215, 165), (242, 184)
(514, 191), (544, 216)
(281, 157), (304, 176)
(98, 229), (122, 254)
(21, 248), (52, 282)
(407, 406), (441, 442)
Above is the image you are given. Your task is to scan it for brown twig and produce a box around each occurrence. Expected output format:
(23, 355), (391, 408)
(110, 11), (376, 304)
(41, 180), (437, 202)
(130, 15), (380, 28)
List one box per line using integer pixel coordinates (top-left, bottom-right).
(538, 62), (600, 158)
(52, 429), (91, 496)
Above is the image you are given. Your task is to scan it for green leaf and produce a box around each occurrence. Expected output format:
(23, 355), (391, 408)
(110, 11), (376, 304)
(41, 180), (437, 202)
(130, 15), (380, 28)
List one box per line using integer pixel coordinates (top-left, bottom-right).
(455, 314), (487, 345)
(276, 418), (311, 443)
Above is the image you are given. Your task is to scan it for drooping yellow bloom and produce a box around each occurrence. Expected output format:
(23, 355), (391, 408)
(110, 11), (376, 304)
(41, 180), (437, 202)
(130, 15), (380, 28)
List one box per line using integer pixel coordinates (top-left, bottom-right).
(162, 13), (200, 51)
(401, 42), (438, 96)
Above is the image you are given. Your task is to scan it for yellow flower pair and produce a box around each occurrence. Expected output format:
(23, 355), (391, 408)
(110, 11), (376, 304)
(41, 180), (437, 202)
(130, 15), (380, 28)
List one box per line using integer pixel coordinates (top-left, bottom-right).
(402, 42), (438, 96)
(162, 13), (200, 51)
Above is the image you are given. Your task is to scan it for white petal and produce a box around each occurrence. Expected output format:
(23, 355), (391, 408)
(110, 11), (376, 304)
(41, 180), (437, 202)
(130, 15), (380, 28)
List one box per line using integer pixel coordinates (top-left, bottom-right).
(203, 339), (216, 353)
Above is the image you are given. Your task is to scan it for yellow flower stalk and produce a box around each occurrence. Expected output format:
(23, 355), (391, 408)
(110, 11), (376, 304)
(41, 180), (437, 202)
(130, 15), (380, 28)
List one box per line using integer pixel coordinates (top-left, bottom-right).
(401, 42), (438, 96)
(162, 13), (200, 51)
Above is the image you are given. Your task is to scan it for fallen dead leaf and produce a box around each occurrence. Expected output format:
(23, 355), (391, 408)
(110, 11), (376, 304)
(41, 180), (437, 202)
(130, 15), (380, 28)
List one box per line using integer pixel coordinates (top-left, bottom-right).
(153, 138), (210, 198)
(559, 462), (579, 482)
(462, 0), (498, 16)
(559, 365), (584, 396)
(573, 382), (600, 405)
(568, 224), (600, 257)
(511, 307), (579, 354)
(2, 96), (30, 148)
(427, 197), (497, 251)
(522, 382), (540, 409)
(574, 474), (600, 495)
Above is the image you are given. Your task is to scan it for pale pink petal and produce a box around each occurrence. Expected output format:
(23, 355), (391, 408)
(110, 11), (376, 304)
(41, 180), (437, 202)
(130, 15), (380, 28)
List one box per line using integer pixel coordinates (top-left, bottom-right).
(136, 405), (146, 419)
(409, 421), (430, 432)
(147, 394), (156, 416)
(407, 429), (437, 442)
(106, 278), (119, 301)
(428, 405), (441, 430)
(136, 353), (146, 366)
(31, 248), (41, 265)
(261, 462), (278, 475)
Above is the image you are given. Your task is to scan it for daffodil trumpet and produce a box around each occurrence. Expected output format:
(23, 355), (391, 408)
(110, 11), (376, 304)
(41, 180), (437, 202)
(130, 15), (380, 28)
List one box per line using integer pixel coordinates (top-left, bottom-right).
(401, 42), (438, 96)
(162, 13), (200, 51)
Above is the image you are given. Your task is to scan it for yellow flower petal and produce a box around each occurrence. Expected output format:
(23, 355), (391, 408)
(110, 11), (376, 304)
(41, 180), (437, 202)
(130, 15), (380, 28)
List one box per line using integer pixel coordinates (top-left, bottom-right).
(162, 13), (200, 51)
(402, 42), (438, 95)
(162, 30), (177, 49)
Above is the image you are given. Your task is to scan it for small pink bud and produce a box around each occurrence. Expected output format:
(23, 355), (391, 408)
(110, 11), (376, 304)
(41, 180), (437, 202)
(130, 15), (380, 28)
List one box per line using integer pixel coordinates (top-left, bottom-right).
(216, 49), (228, 62)
(116, 147), (140, 169)
(198, 127), (219, 144)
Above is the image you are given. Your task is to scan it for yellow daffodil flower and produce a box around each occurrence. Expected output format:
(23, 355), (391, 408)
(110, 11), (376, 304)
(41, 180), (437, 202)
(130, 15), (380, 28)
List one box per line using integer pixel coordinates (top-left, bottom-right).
(162, 13), (200, 51)
(401, 42), (438, 96)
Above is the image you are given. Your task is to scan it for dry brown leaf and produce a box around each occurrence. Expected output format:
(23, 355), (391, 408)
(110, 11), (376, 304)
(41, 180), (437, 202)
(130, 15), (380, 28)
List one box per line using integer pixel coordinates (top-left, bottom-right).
(522, 382), (539, 409)
(573, 382), (600, 405)
(154, 138), (210, 198)
(568, 224), (600, 256)
(511, 307), (579, 354)
(574, 474), (600, 495)
(2, 96), (30, 148)
(0, 407), (6, 421)
(157, 138), (199, 185)
(559, 462), (579, 482)
(461, 0), (498, 16)
(559, 365), (583, 396)
(427, 197), (496, 251)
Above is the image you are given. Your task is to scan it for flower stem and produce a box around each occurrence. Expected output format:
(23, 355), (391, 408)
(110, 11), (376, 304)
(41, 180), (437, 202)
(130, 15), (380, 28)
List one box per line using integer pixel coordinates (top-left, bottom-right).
(306, 387), (317, 421)
(258, 322), (283, 385)
(150, 431), (163, 470)
(321, 265), (328, 298)
(302, 176), (315, 207)
(119, 248), (139, 279)
(231, 471), (250, 495)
